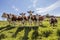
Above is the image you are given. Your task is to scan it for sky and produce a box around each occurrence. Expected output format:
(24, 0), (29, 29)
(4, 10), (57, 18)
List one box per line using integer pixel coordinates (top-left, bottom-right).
(0, 0), (60, 20)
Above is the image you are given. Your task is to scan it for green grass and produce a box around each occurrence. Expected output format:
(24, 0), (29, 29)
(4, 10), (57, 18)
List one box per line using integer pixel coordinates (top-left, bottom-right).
(0, 18), (60, 40)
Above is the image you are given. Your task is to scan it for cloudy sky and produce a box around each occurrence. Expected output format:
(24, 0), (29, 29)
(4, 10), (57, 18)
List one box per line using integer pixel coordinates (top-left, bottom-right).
(0, 0), (60, 20)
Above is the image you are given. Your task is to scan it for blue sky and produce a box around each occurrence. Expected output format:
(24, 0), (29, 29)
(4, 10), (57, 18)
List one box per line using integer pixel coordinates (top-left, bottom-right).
(0, 0), (60, 20)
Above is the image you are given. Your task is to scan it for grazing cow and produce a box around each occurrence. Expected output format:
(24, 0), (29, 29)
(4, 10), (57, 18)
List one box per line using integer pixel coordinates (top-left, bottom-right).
(50, 16), (58, 26)
(39, 15), (44, 25)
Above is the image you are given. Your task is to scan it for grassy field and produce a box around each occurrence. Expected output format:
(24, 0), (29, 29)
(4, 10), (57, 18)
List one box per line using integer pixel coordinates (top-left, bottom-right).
(0, 18), (60, 40)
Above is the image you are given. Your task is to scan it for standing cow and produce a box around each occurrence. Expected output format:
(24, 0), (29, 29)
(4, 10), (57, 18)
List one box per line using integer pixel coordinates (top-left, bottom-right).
(20, 13), (26, 26)
(36, 14), (39, 26)
(39, 15), (44, 26)
(50, 16), (58, 27)
(2, 12), (13, 24)
(2, 12), (8, 20)
(2, 12), (18, 26)
(27, 10), (34, 25)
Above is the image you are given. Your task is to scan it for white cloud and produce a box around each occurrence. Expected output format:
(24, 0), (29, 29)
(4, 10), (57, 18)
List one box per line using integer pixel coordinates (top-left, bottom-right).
(28, 6), (32, 9)
(31, 0), (38, 7)
(28, 0), (38, 9)
(36, 0), (60, 13)
(12, 6), (19, 11)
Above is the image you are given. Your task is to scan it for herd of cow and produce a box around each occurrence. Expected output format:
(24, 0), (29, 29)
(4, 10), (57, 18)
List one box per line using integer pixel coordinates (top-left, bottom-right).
(2, 11), (58, 26)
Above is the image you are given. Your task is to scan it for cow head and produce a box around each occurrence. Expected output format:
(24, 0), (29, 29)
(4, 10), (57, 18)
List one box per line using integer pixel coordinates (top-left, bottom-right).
(27, 10), (34, 15)
(2, 12), (8, 18)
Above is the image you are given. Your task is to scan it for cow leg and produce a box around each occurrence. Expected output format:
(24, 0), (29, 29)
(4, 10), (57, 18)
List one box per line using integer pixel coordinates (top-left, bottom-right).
(30, 20), (32, 26)
(13, 21), (16, 26)
(53, 22), (55, 27)
(25, 21), (27, 25)
(33, 20), (35, 25)
(22, 20), (24, 26)
(36, 20), (39, 26)
(50, 23), (52, 26)
(39, 21), (42, 26)
(20, 21), (22, 26)
(24, 20), (26, 26)
(50, 22), (55, 27)
(29, 19), (32, 26)
(55, 22), (57, 27)
(18, 21), (21, 26)
(50, 22), (52, 26)
(7, 19), (11, 25)
(9, 21), (13, 25)
(33, 20), (35, 26)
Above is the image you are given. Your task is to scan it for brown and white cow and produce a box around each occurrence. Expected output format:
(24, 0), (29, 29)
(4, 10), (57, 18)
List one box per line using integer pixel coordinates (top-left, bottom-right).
(50, 16), (58, 26)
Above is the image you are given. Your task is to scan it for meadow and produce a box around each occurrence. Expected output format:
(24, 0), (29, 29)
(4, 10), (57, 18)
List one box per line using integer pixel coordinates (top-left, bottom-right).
(0, 18), (60, 40)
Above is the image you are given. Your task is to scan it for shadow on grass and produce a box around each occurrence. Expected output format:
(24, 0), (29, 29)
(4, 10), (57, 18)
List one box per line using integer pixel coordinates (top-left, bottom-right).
(12, 26), (39, 40)
(57, 29), (60, 37)
(0, 25), (39, 40)
(31, 31), (39, 39)
(0, 25), (10, 30)
(12, 27), (24, 38)
(58, 37), (60, 40)
(22, 26), (39, 40)
(39, 24), (47, 28)
(31, 27), (40, 40)
(22, 27), (31, 40)
(0, 34), (7, 40)
(0, 25), (15, 33)
(42, 30), (52, 38)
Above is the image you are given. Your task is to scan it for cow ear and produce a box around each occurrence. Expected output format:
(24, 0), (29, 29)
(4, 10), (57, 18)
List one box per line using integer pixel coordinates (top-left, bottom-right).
(3, 12), (5, 14)
(32, 11), (34, 13)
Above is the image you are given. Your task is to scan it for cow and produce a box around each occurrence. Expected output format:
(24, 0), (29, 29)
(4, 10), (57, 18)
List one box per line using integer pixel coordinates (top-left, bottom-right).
(28, 14), (44, 26)
(2, 12), (8, 18)
(17, 16), (22, 21)
(35, 14), (39, 26)
(2, 12), (45, 26)
(39, 15), (44, 26)
(27, 10), (34, 25)
(20, 13), (27, 25)
(30, 15), (36, 25)
(50, 16), (58, 27)
(2, 13), (13, 24)
(2, 12), (18, 25)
